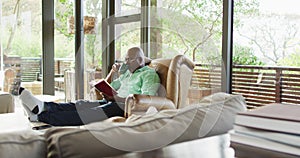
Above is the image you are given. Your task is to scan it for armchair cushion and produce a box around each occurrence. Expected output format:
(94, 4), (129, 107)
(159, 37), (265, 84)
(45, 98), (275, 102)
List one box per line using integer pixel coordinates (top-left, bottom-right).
(45, 92), (246, 158)
(124, 94), (175, 117)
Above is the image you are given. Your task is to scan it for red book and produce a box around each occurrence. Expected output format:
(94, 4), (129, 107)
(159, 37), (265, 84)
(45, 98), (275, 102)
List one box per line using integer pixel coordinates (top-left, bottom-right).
(94, 79), (118, 97)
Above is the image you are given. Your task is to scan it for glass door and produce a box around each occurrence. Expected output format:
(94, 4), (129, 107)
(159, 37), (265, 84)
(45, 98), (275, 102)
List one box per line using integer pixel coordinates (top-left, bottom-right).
(152, 0), (225, 104)
(83, 0), (103, 100)
(233, 0), (300, 108)
(55, 0), (75, 101)
(0, 0), (42, 95)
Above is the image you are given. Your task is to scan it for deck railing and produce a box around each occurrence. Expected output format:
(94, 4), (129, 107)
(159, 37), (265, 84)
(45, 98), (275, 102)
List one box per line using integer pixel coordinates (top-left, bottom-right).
(9, 57), (73, 82)
(20, 57), (42, 82)
(191, 64), (300, 108)
(7, 57), (300, 107)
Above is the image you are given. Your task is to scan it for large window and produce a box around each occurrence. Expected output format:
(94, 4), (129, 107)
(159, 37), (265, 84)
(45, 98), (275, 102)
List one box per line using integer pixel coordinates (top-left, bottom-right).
(83, 0), (103, 100)
(55, 0), (74, 100)
(0, 0), (236, 104)
(115, 22), (141, 61)
(233, 0), (300, 107)
(151, 0), (223, 61)
(146, 0), (225, 103)
(115, 0), (141, 61)
(102, 0), (141, 73)
(0, 0), (42, 95)
(115, 0), (141, 17)
(54, 0), (104, 101)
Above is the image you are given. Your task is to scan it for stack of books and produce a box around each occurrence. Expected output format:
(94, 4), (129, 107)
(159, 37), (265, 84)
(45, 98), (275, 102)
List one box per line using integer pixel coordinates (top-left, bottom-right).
(231, 103), (300, 158)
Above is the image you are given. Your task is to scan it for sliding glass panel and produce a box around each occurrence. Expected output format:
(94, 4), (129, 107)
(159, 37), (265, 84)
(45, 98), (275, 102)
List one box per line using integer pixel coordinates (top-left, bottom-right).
(115, 0), (141, 17)
(0, 0), (42, 95)
(151, 0), (224, 104)
(55, 0), (74, 101)
(115, 22), (141, 62)
(233, 0), (300, 108)
(84, 0), (103, 100)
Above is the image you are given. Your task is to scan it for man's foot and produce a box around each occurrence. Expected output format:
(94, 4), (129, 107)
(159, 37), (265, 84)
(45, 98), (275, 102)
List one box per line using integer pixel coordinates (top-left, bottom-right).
(19, 89), (44, 114)
(22, 104), (39, 121)
(10, 79), (23, 96)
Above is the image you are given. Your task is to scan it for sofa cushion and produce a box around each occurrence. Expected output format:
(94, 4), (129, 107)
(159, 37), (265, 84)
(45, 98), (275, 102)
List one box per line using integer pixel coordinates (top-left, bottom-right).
(45, 92), (246, 158)
(174, 92), (247, 142)
(0, 130), (46, 158)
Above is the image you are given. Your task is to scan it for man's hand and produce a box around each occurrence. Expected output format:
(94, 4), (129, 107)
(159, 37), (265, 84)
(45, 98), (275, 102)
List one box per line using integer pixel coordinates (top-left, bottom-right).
(102, 93), (115, 101)
(102, 93), (126, 102)
(105, 63), (121, 83)
(111, 63), (121, 73)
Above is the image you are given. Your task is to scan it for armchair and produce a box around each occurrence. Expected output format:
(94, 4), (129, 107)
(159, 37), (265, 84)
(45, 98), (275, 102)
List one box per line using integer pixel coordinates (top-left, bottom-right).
(3, 68), (16, 92)
(124, 55), (195, 117)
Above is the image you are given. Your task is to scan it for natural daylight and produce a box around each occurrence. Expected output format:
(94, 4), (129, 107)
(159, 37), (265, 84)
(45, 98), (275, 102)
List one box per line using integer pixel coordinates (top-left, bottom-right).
(0, 1), (300, 158)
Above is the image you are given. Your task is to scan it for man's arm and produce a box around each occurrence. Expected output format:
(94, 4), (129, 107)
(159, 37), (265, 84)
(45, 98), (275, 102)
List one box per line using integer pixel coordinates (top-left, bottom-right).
(105, 63), (121, 83)
(105, 69), (115, 83)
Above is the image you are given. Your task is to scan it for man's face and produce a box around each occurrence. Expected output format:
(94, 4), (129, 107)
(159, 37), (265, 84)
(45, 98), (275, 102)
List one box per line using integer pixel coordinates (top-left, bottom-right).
(124, 53), (141, 73)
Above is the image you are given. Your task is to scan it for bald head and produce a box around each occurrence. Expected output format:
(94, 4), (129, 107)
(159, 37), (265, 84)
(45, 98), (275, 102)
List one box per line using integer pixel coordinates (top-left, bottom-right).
(127, 47), (145, 63)
(125, 47), (146, 73)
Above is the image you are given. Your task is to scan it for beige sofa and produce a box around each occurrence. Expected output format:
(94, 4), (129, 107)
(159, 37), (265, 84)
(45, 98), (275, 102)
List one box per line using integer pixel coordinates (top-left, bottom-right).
(0, 92), (246, 158)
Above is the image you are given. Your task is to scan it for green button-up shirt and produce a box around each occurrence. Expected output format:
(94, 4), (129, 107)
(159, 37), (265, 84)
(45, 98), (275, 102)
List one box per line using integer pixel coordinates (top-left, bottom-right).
(110, 66), (160, 98)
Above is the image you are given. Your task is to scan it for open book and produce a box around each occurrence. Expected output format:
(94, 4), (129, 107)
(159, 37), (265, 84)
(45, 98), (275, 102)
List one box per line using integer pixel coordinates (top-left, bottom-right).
(93, 79), (118, 97)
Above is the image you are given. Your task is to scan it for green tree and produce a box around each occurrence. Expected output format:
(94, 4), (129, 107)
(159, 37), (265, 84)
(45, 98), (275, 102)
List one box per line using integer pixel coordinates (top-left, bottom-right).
(2, 0), (42, 57)
(236, 15), (300, 65)
(233, 45), (264, 65)
(85, 0), (102, 69)
(151, 0), (259, 62)
(278, 52), (300, 67)
(55, 0), (102, 69)
(55, 0), (73, 39)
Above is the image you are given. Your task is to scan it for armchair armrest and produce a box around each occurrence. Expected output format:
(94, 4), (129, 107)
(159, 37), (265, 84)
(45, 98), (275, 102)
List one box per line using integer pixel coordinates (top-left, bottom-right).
(124, 94), (176, 118)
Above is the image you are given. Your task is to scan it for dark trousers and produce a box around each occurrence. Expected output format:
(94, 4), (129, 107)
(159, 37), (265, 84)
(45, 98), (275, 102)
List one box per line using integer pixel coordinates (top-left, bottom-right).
(38, 100), (125, 126)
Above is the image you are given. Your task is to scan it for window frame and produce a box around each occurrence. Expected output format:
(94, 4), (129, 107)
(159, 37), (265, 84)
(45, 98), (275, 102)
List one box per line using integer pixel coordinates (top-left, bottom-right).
(41, 0), (233, 97)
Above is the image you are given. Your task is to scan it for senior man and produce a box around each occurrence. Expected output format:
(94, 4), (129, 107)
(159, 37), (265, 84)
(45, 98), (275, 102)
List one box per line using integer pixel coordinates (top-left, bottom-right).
(13, 47), (160, 126)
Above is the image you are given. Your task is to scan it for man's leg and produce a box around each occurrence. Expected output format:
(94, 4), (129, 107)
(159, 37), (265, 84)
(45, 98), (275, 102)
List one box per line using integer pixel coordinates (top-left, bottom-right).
(13, 85), (125, 125)
(43, 100), (108, 112)
(38, 100), (107, 126)
(98, 101), (125, 118)
(38, 101), (125, 126)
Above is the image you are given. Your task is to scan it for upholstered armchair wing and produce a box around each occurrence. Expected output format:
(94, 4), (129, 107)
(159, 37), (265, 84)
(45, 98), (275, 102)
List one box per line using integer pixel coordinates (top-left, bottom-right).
(124, 55), (195, 117)
(4, 68), (16, 92)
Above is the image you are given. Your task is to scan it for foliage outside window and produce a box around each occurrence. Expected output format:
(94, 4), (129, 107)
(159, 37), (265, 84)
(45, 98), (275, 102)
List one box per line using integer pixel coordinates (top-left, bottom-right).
(149, 0), (258, 65)
(234, 0), (300, 67)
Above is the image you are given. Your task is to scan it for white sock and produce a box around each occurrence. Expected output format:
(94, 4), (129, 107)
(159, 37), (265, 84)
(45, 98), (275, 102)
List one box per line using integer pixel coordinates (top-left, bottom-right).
(22, 104), (39, 121)
(29, 115), (39, 122)
(19, 89), (44, 114)
(22, 103), (34, 117)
